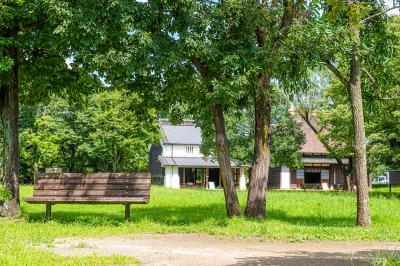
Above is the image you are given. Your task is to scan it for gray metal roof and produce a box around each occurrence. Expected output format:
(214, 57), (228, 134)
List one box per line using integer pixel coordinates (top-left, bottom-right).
(159, 156), (241, 168)
(160, 121), (202, 145)
(302, 157), (349, 165)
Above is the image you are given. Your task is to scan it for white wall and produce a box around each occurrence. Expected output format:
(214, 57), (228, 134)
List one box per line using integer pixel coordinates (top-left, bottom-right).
(162, 144), (202, 157)
(162, 144), (173, 157)
(164, 166), (180, 189)
(280, 166), (291, 189)
(239, 169), (246, 190)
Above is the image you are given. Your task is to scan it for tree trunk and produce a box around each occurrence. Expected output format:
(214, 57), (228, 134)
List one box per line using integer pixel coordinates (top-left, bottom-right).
(212, 104), (241, 217)
(0, 32), (20, 216)
(244, 74), (271, 219)
(68, 144), (76, 172)
(348, 22), (371, 227)
(33, 160), (40, 180)
(336, 157), (352, 192)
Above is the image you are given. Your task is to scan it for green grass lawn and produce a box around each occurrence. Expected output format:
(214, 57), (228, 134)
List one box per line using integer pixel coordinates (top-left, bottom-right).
(1, 185), (399, 265)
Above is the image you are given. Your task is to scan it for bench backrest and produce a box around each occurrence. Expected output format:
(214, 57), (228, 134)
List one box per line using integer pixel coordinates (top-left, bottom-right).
(34, 173), (151, 200)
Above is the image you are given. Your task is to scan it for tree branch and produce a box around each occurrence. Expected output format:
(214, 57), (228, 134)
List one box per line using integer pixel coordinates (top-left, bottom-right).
(324, 61), (350, 88)
(361, 68), (375, 84)
(280, 0), (305, 29)
(191, 58), (208, 77)
(362, 6), (400, 23)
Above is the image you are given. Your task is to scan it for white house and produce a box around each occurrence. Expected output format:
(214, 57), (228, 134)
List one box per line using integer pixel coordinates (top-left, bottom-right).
(149, 119), (246, 190)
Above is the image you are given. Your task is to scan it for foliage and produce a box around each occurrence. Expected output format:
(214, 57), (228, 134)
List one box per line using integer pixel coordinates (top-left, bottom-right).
(270, 104), (305, 169)
(20, 113), (61, 179)
(0, 187), (11, 202)
(293, 15), (400, 177)
(88, 91), (160, 172)
(18, 91), (160, 180)
(200, 102), (304, 169)
(365, 16), (400, 175)
(373, 253), (400, 266)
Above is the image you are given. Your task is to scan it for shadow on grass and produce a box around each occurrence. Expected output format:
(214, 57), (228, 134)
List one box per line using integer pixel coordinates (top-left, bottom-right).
(230, 249), (400, 266)
(23, 203), (354, 228)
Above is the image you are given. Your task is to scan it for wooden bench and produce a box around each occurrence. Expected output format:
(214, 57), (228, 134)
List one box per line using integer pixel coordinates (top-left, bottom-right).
(24, 172), (151, 221)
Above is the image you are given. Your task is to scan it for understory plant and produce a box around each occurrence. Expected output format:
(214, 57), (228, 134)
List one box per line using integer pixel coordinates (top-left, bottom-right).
(0, 187), (11, 203)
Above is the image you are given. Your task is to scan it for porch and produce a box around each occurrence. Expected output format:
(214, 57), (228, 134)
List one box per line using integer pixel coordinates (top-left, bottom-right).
(178, 167), (243, 189)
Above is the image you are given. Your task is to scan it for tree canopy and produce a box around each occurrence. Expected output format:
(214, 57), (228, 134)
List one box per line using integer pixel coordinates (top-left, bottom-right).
(18, 91), (160, 181)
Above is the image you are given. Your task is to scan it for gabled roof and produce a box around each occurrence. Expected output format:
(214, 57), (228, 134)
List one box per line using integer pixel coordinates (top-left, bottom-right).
(159, 119), (202, 145)
(159, 156), (242, 167)
(293, 114), (329, 155)
(159, 115), (330, 155)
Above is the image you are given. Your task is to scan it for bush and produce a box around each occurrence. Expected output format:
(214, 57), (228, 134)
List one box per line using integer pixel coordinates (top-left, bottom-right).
(0, 187), (11, 203)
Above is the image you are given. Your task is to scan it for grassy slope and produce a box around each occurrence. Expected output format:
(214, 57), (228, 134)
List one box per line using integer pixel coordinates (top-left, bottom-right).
(1, 185), (399, 265)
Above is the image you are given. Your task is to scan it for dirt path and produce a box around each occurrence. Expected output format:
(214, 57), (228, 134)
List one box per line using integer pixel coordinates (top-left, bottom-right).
(43, 234), (400, 266)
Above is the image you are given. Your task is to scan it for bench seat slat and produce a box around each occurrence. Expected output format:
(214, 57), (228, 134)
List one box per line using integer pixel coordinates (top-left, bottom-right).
(23, 197), (149, 204)
(34, 184), (151, 190)
(36, 173), (150, 179)
(33, 190), (150, 197)
(35, 179), (150, 185)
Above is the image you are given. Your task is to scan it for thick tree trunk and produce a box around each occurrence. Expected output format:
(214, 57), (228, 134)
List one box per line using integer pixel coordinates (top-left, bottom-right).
(212, 104), (241, 217)
(0, 34), (20, 216)
(244, 74), (271, 219)
(348, 23), (371, 227)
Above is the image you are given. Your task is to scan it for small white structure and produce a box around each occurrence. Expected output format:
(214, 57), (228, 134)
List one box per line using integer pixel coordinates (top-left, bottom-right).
(149, 119), (246, 190)
(280, 166), (291, 189)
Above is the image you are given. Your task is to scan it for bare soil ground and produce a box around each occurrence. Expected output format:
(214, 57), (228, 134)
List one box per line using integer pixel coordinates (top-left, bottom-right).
(42, 234), (400, 266)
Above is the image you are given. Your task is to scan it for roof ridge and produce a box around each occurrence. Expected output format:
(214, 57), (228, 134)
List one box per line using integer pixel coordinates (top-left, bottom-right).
(158, 118), (197, 126)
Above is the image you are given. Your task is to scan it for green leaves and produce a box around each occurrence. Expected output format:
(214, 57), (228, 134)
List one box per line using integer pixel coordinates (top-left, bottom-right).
(0, 187), (11, 202)
(18, 90), (160, 178)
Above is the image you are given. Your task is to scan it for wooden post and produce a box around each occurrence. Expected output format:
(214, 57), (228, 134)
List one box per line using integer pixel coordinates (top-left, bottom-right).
(218, 168), (221, 187)
(125, 204), (131, 221)
(182, 167), (186, 185)
(205, 168), (209, 188)
(203, 169), (205, 188)
(45, 204), (52, 221)
(235, 168), (238, 187)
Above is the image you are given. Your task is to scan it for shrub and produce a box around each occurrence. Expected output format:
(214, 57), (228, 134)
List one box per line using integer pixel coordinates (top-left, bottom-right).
(0, 187), (11, 203)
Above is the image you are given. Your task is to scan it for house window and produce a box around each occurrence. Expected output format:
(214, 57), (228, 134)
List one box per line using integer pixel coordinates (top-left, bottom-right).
(185, 146), (194, 154)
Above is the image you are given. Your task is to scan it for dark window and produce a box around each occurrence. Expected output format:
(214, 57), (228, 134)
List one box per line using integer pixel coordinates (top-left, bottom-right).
(305, 172), (321, 184)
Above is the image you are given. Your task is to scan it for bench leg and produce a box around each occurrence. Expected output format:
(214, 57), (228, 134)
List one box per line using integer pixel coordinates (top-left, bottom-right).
(125, 204), (131, 221)
(45, 204), (52, 222)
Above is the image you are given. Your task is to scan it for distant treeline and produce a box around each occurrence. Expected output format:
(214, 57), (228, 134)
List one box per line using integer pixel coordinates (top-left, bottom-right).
(8, 91), (160, 183)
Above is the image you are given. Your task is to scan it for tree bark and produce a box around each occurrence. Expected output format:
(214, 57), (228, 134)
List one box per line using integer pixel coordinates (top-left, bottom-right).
(348, 21), (371, 227)
(212, 104), (241, 217)
(244, 74), (271, 219)
(0, 28), (20, 216)
(191, 57), (241, 217)
(336, 156), (354, 192)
